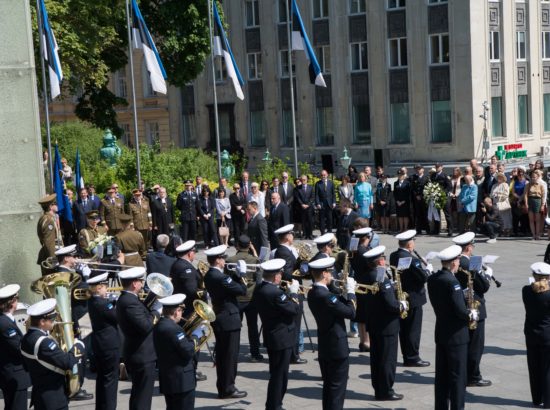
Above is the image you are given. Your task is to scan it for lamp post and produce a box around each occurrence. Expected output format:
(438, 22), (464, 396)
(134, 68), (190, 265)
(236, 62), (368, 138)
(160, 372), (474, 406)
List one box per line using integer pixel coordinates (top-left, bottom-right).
(340, 147), (352, 172)
(262, 148), (272, 163)
(479, 101), (490, 164)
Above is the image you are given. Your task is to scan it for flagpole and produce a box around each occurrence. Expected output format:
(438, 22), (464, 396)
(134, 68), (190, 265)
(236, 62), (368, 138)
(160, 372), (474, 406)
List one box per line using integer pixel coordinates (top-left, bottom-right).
(208, 0), (223, 185)
(36, 0), (54, 191)
(126, 0), (142, 188)
(286, 0), (299, 178)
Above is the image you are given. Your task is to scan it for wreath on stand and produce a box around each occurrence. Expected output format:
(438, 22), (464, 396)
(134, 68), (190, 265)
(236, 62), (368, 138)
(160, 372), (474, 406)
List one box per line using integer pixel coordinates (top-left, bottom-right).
(423, 182), (447, 222)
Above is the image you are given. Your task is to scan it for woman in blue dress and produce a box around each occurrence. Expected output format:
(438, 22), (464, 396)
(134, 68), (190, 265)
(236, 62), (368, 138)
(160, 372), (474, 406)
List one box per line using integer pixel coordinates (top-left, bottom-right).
(354, 172), (374, 223)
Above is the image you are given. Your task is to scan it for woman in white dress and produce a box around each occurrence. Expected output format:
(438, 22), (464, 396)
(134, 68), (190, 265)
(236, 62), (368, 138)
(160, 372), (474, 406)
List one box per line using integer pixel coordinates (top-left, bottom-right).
(247, 182), (266, 217)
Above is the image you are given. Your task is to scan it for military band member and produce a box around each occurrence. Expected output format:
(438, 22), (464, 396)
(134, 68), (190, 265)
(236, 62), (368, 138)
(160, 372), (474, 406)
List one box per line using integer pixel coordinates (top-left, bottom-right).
(452, 232), (492, 387)
(170, 240), (202, 318)
(37, 194), (61, 276)
(115, 214), (147, 267)
(100, 187), (125, 235)
(428, 245), (479, 410)
(389, 230), (432, 367)
(116, 267), (160, 410)
(78, 210), (108, 257)
(0, 284), (30, 410)
(522, 262), (550, 408)
(127, 189), (153, 248)
(203, 245), (248, 399)
(252, 259), (301, 410)
(87, 272), (120, 410)
(20, 299), (85, 410)
(307, 257), (357, 410)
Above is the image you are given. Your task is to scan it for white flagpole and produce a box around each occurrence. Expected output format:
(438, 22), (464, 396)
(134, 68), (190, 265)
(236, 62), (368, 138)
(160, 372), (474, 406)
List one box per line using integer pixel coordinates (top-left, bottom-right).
(208, 0), (223, 185)
(286, 0), (299, 178)
(36, 0), (54, 191)
(126, 0), (142, 188)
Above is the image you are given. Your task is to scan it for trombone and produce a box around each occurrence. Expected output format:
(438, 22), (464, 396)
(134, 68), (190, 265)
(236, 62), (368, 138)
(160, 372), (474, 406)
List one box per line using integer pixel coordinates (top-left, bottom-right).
(225, 262), (261, 272)
(331, 279), (379, 295)
(280, 280), (311, 295)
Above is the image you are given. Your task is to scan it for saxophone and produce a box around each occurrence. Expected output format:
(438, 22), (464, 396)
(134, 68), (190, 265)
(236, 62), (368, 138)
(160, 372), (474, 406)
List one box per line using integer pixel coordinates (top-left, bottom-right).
(459, 267), (481, 330)
(392, 267), (409, 319)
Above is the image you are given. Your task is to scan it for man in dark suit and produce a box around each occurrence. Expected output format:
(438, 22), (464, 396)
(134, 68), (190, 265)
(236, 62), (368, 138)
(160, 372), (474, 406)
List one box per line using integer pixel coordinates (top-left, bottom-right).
(240, 171), (252, 199)
(482, 164), (498, 199)
(411, 165), (429, 234)
(73, 187), (95, 231)
(176, 180), (198, 242)
(296, 175), (314, 239)
(151, 187), (175, 247)
(315, 169), (336, 235)
(252, 259), (301, 410)
(268, 192), (290, 249)
(146, 234), (176, 276)
(86, 184), (101, 210)
(336, 198), (358, 251)
(247, 201), (269, 255)
(230, 183), (247, 243)
(280, 172), (294, 207)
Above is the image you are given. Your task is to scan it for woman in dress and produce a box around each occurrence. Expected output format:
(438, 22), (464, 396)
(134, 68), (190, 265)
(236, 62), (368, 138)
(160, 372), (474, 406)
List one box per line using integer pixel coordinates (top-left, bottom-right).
(197, 186), (219, 248)
(353, 172), (374, 225)
(338, 175), (354, 204)
(347, 165), (358, 184)
(393, 169), (412, 232)
(523, 170), (547, 240)
(511, 166), (529, 236)
(215, 189), (232, 245)
(490, 172), (512, 235)
(375, 174), (394, 233)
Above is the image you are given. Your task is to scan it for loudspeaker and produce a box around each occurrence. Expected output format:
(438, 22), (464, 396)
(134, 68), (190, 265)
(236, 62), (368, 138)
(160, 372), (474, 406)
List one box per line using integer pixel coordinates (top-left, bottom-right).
(321, 154), (334, 175)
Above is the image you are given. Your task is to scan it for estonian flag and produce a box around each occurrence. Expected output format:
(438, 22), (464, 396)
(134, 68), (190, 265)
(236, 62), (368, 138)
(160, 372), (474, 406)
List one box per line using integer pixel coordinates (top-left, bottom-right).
(213, 2), (245, 100)
(38, 0), (63, 99)
(291, 0), (326, 87)
(131, 0), (167, 94)
(74, 148), (84, 193)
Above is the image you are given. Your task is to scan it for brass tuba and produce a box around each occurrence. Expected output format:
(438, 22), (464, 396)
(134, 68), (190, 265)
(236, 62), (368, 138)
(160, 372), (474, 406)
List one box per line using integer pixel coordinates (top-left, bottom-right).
(182, 300), (216, 351)
(142, 273), (174, 310)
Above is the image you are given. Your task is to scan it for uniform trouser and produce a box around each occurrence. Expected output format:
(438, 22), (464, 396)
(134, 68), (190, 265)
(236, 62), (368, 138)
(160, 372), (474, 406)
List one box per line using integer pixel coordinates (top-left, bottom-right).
(319, 206), (333, 234)
(213, 328), (240, 396)
(180, 220), (197, 242)
(291, 296), (304, 361)
(138, 229), (150, 249)
(266, 347), (292, 410)
(526, 336), (550, 407)
(95, 348), (120, 410)
(399, 305), (423, 363)
(434, 342), (467, 410)
(467, 319), (485, 383)
(164, 390), (195, 410)
(0, 379), (28, 410)
(239, 301), (260, 356)
(200, 218), (219, 247)
(370, 331), (398, 398)
(414, 197), (428, 233)
(319, 356), (349, 410)
(127, 361), (156, 410)
(443, 198), (454, 234)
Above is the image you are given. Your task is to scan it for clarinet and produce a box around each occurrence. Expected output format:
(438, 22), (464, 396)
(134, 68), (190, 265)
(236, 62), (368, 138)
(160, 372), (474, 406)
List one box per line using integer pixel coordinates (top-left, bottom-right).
(413, 250), (429, 267)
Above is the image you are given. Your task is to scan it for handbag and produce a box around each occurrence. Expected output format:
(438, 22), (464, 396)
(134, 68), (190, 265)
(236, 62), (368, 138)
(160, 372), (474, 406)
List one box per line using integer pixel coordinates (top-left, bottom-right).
(496, 200), (511, 212)
(218, 220), (229, 238)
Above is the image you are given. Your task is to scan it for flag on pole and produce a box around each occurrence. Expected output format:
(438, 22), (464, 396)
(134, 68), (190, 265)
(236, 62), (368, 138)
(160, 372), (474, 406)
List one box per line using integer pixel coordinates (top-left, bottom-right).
(291, 0), (326, 87)
(53, 145), (73, 223)
(38, 0), (63, 99)
(131, 0), (167, 94)
(213, 1), (245, 100)
(74, 148), (84, 193)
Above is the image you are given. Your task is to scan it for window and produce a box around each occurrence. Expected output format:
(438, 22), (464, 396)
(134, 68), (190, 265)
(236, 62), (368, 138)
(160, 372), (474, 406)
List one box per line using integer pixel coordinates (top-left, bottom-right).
(145, 121), (160, 145)
(279, 0), (289, 23)
(250, 111), (266, 147)
(114, 69), (127, 98)
(182, 114), (197, 147)
(245, 0), (260, 27)
(316, 46), (331, 74)
(516, 31), (526, 61)
(489, 31), (500, 61)
(214, 57), (227, 82)
(316, 107), (334, 146)
(281, 110), (300, 147)
(491, 97), (503, 138)
(544, 94), (550, 133)
(247, 52), (262, 80)
(389, 38), (408, 67)
(431, 101), (452, 143)
(349, 0), (366, 14)
(390, 103), (410, 143)
(428, 0), (447, 3)
(430, 34), (449, 64)
(313, 0), (329, 19)
(218, 111), (231, 146)
(142, 62), (156, 97)
(387, 0), (405, 9)
(543, 32), (550, 60)
(120, 123), (131, 146)
(351, 42), (368, 71)
(352, 103), (371, 144)
(279, 50), (296, 77)
(518, 94), (530, 134)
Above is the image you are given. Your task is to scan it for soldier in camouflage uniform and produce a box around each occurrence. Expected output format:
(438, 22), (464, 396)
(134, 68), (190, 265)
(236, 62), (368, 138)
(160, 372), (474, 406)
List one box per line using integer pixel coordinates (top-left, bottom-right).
(36, 194), (62, 275)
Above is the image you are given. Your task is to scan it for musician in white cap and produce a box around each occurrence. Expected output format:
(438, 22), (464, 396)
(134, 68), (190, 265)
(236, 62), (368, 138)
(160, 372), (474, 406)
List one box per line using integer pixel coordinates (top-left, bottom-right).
(252, 259), (301, 410)
(116, 267), (159, 410)
(153, 293), (208, 410)
(0, 284), (30, 409)
(203, 245), (248, 399)
(452, 232), (492, 388)
(427, 245), (479, 410)
(389, 230), (432, 367)
(522, 262), (550, 408)
(20, 299), (85, 410)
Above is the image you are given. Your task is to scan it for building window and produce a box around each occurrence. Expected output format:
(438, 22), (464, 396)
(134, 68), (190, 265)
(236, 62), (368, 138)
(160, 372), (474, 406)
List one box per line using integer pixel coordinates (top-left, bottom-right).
(491, 97), (503, 138)
(428, 0), (447, 3)
(315, 46), (331, 74)
(182, 114), (197, 147)
(429, 34), (449, 65)
(544, 94), (550, 133)
(313, 0), (329, 19)
(352, 103), (371, 144)
(543, 32), (550, 60)
(281, 110), (300, 147)
(145, 121), (160, 145)
(431, 100), (452, 143)
(518, 94), (530, 134)
(349, 0), (366, 14)
(245, 0), (260, 27)
(142, 62), (157, 97)
(120, 123), (131, 146)
(517, 31), (527, 61)
(279, 50), (296, 77)
(250, 111), (266, 147)
(489, 31), (500, 62)
(247, 52), (262, 80)
(114, 70), (127, 98)
(390, 102), (410, 143)
(387, 0), (406, 10)
(351, 42), (368, 71)
(316, 107), (334, 146)
(389, 38), (408, 68)
(279, 0), (289, 23)
(214, 57), (227, 82)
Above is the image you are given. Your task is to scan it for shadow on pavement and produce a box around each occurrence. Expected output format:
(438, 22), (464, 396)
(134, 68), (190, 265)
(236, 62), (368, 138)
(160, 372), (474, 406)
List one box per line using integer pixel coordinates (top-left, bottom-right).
(484, 345), (526, 356)
(465, 392), (534, 408)
(396, 369), (435, 385)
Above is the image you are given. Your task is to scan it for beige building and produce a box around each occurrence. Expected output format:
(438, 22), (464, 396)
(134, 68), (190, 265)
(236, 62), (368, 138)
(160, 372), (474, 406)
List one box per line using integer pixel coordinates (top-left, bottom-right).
(50, 0), (550, 171)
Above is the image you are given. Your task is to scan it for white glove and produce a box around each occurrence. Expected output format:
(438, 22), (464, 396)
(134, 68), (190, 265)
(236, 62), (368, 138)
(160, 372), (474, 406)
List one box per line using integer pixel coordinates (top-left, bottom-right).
(345, 277), (357, 294)
(191, 324), (207, 339)
(484, 266), (493, 278)
(151, 300), (163, 314)
(237, 260), (247, 277)
(425, 263), (433, 274)
(288, 279), (300, 295)
(399, 300), (409, 312)
(469, 309), (480, 322)
(81, 264), (91, 278)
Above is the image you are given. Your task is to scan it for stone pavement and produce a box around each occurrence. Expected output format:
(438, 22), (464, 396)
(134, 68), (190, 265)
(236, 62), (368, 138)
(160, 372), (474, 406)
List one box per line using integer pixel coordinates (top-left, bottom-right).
(70, 233), (544, 409)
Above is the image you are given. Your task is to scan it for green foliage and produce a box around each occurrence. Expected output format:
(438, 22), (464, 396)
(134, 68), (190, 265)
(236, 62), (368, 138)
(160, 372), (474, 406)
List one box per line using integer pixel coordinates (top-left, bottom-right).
(255, 158), (313, 183)
(75, 86), (128, 137)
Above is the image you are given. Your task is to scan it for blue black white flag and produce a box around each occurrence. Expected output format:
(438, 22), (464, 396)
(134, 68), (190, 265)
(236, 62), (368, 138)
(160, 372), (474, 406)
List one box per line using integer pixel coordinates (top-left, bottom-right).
(213, 1), (245, 100)
(39, 0), (63, 99)
(131, 0), (167, 94)
(291, 0), (326, 87)
(74, 148), (83, 193)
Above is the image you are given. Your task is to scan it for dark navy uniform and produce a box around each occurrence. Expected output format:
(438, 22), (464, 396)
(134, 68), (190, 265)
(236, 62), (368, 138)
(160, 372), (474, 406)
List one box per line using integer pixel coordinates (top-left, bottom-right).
(88, 295), (120, 410)
(170, 258), (202, 318)
(307, 284), (356, 410)
(253, 281), (300, 410)
(116, 291), (159, 410)
(522, 281), (550, 407)
(428, 268), (471, 410)
(456, 255), (491, 384)
(351, 244), (374, 326)
(204, 266), (246, 397)
(176, 189), (198, 241)
(0, 313), (30, 409)
(389, 247), (429, 364)
(153, 317), (197, 410)
(20, 328), (81, 410)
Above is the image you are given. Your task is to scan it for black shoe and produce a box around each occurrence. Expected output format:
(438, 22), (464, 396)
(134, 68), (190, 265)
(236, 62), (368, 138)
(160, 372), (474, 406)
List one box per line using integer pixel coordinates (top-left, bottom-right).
(250, 354), (265, 363)
(376, 393), (404, 401)
(291, 357), (308, 364)
(404, 359), (430, 367)
(358, 343), (370, 352)
(196, 371), (207, 382)
(468, 379), (492, 387)
(219, 390), (247, 399)
(71, 389), (94, 401)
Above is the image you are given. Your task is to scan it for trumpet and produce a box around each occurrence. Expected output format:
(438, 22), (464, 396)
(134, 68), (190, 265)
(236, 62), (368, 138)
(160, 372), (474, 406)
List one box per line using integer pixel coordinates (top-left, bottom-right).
(331, 279), (380, 295)
(280, 280), (311, 295)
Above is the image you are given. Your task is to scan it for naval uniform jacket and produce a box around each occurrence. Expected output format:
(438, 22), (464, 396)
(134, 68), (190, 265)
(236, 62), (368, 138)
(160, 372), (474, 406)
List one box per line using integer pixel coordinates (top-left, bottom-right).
(0, 313), (31, 392)
(204, 267), (246, 332)
(456, 255), (490, 321)
(370, 279), (401, 335)
(389, 248), (429, 308)
(170, 258), (202, 317)
(274, 245), (297, 282)
(522, 284), (550, 345)
(88, 296), (119, 352)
